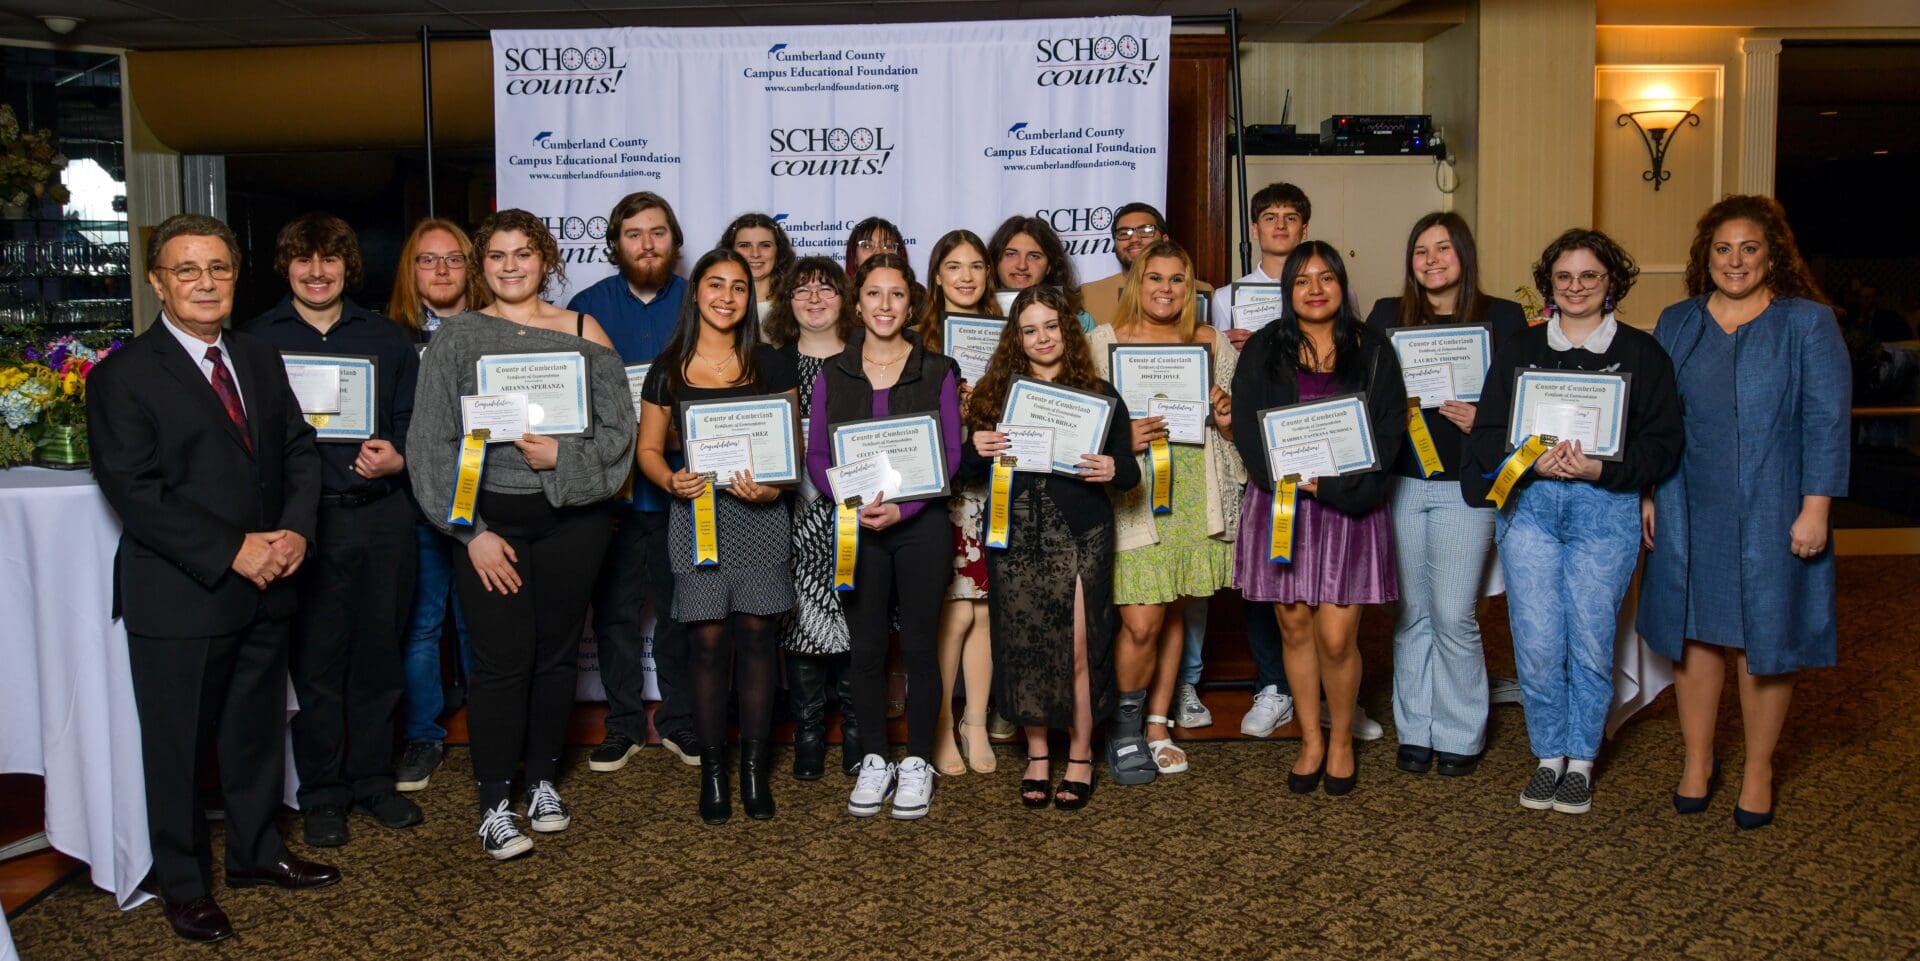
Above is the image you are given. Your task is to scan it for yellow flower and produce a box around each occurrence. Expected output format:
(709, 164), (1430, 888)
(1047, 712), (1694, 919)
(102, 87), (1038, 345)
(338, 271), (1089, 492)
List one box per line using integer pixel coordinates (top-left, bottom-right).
(62, 369), (80, 396)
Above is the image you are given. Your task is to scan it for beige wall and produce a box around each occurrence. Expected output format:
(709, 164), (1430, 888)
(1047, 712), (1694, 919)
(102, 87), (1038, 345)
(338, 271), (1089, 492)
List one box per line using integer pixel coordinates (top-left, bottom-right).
(1423, 15), (1479, 232)
(1238, 42), (1424, 128)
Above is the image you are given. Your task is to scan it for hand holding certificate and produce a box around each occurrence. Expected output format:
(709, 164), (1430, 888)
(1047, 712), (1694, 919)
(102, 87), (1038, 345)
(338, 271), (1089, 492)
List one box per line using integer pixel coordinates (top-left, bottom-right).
(685, 434), (755, 487)
(1507, 369), (1629, 460)
(995, 424), (1054, 473)
(283, 352), (377, 442)
(830, 413), (949, 502)
(681, 392), (802, 485)
(1389, 324), (1493, 401)
(1001, 376), (1114, 474)
(475, 351), (589, 435)
(826, 452), (895, 505)
(1256, 393), (1381, 481)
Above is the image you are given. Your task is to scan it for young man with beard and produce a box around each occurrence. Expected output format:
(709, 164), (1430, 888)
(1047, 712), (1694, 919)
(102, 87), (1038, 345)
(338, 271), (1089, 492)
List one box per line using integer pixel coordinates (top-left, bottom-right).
(1081, 202), (1212, 327)
(244, 213), (425, 846)
(565, 192), (702, 770)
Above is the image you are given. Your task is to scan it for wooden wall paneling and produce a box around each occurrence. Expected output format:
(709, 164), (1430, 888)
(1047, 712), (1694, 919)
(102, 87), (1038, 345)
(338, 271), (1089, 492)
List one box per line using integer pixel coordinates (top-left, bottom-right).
(1170, 34), (1231, 288)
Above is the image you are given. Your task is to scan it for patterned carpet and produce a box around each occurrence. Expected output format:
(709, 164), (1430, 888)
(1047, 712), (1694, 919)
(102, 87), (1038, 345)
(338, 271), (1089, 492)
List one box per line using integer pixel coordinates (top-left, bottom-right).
(11, 556), (1920, 960)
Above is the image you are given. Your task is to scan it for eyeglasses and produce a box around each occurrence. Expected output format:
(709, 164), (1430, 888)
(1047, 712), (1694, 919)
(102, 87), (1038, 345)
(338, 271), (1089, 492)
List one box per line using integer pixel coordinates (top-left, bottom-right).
(415, 253), (469, 270)
(155, 262), (237, 283)
(856, 239), (898, 253)
(794, 285), (839, 301)
(1114, 224), (1162, 241)
(1552, 271), (1606, 290)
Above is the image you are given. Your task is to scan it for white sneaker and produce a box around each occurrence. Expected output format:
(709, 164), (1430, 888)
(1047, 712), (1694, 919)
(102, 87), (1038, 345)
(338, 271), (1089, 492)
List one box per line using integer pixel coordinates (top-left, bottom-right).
(1175, 683), (1214, 729)
(847, 754), (895, 817)
(1321, 701), (1386, 741)
(890, 757), (934, 820)
(477, 800), (533, 860)
(1490, 675), (1524, 705)
(1240, 685), (1295, 737)
(525, 780), (571, 833)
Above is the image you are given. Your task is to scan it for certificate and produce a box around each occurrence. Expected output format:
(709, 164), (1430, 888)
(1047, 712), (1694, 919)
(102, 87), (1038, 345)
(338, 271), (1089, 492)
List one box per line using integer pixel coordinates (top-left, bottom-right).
(1389, 323), (1493, 401)
(1401, 362), (1458, 408)
(1257, 393), (1380, 477)
(461, 393), (528, 443)
(942, 314), (1005, 374)
(1267, 439), (1338, 483)
(830, 413), (950, 502)
(475, 351), (589, 435)
(1001, 376), (1115, 475)
(685, 434), (755, 486)
(1107, 343), (1212, 412)
(825, 452), (894, 505)
(1230, 282), (1287, 332)
(952, 347), (995, 386)
(996, 424), (1055, 474)
(624, 363), (651, 421)
(681, 391), (802, 485)
(1507, 369), (1630, 461)
(1146, 396), (1208, 445)
(994, 289), (1019, 314)
(282, 352), (376, 442)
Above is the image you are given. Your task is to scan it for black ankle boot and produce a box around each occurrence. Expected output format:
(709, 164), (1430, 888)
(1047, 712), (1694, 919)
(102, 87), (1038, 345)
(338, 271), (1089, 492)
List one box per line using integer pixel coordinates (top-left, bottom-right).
(787, 657), (829, 781)
(699, 750), (731, 825)
(739, 740), (775, 820)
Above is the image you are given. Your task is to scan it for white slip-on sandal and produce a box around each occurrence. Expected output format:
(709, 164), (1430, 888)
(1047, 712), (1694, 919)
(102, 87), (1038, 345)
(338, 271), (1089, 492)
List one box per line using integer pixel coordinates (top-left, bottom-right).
(1146, 714), (1189, 774)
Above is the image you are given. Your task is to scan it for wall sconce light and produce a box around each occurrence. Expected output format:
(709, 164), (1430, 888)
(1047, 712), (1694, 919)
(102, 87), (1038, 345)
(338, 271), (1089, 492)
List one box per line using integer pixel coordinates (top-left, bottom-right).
(1617, 93), (1702, 192)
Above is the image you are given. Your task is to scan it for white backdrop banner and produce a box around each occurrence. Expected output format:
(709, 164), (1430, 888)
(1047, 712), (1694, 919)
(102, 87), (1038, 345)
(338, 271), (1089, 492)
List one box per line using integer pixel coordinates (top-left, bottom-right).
(492, 16), (1170, 290)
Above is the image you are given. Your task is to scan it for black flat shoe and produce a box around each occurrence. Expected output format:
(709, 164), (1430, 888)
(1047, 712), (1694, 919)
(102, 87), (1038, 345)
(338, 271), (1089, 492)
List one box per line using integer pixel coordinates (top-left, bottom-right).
(1673, 758), (1722, 815)
(1733, 804), (1774, 830)
(1287, 760), (1325, 794)
(1020, 755), (1052, 809)
(1054, 758), (1095, 811)
(1324, 766), (1358, 797)
(1435, 751), (1482, 777)
(1396, 745), (1433, 774)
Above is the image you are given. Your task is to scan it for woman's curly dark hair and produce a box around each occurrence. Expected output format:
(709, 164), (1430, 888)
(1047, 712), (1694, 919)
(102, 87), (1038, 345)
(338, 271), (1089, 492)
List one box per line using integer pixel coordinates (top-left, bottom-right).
(1683, 194), (1825, 303)
(1532, 228), (1638, 311)
(963, 285), (1103, 435)
(473, 208), (566, 297)
(763, 255), (855, 347)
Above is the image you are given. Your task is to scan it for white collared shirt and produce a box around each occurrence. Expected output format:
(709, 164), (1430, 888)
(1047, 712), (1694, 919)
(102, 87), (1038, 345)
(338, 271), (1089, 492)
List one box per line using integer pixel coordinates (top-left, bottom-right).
(160, 312), (245, 414)
(1546, 312), (1619, 354)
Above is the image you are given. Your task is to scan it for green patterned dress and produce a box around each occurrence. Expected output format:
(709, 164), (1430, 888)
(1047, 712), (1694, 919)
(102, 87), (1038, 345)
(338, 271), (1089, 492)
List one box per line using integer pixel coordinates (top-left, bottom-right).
(1112, 443), (1235, 605)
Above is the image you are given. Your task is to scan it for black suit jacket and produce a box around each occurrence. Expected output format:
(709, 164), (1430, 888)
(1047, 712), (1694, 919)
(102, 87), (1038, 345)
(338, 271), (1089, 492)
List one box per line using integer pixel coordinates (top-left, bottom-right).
(86, 321), (322, 638)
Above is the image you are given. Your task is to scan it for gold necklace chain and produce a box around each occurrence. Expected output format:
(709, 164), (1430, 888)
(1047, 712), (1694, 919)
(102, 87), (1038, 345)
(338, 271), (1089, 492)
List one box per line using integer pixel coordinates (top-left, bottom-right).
(862, 346), (909, 368)
(694, 348), (737, 372)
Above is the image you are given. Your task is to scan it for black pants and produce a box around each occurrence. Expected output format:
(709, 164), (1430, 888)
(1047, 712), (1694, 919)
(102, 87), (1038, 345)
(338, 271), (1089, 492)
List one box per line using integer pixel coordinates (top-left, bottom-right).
(289, 490), (417, 809)
(129, 614), (291, 903)
(590, 508), (693, 744)
(452, 492), (613, 801)
(841, 507), (947, 760)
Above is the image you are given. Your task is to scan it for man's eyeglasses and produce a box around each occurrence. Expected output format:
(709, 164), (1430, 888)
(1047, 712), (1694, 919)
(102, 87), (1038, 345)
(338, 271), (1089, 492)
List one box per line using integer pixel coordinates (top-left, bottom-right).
(794, 285), (840, 301)
(155, 263), (236, 283)
(1114, 224), (1162, 241)
(415, 253), (469, 270)
(1552, 271), (1606, 290)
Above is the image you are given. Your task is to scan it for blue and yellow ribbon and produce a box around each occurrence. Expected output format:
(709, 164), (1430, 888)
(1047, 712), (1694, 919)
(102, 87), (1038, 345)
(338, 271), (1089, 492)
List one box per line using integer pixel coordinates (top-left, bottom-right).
(446, 429), (488, 527)
(832, 496), (862, 590)
(1148, 436), (1172, 514)
(1405, 399), (1443, 478)
(1268, 475), (1299, 564)
(690, 473), (719, 567)
(986, 459), (1015, 549)
(1484, 435), (1555, 509)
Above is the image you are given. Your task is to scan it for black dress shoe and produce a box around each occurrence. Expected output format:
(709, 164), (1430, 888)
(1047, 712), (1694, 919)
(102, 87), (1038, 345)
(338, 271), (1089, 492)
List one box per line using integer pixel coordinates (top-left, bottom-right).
(1324, 767), (1358, 797)
(1672, 759), (1721, 815)
(226, 856), (341, 890)
(302, 804), (349, 848)
(1287, 761), (1325, 794)
(354, 791), (424, 830)
(1733, 804), (1774, 830)
(162, 896), (234, 943)
(739, 739), (776, 820)
(1435, 751), (1483, 777)
(1396, 745), (1434, 774)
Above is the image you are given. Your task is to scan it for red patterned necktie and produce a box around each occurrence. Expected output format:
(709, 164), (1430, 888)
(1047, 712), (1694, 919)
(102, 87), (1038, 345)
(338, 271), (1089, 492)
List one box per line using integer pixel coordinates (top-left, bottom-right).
(205, 345), (253, 454)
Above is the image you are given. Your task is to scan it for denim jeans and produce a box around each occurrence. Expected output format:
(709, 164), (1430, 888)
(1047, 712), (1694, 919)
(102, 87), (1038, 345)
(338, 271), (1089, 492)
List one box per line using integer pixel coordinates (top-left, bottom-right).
(1496, 480), (1639, 761)
(401, 522), (472, 743)
(1180, 600), (1207, 686)
(1388, 477), (1496, 755)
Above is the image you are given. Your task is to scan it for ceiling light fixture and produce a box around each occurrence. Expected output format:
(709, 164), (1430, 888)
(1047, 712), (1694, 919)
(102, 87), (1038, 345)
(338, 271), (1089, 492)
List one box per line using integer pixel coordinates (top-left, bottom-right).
(40, 15), (82, 35)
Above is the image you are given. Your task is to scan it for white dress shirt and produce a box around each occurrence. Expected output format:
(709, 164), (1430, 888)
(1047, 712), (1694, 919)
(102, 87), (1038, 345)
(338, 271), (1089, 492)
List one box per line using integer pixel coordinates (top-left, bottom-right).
(159, 312), (246, 414)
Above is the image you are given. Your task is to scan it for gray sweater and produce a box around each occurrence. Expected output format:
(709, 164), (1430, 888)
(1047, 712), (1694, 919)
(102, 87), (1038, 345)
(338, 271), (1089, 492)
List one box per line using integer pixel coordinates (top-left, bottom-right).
(407, 311), (636, 542)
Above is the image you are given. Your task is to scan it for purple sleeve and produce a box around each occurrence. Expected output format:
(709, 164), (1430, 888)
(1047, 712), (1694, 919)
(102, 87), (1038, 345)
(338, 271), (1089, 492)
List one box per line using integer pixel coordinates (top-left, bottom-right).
(892, 370), (962, 523)
(806, 368), (833, 496)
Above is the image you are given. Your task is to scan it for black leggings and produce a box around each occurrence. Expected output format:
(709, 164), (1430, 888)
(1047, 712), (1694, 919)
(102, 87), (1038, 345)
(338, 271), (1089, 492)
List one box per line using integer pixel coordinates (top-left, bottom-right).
(452, 492), (613, 809)
(841, 507), (948, 760)
(689, 613), (779, 751)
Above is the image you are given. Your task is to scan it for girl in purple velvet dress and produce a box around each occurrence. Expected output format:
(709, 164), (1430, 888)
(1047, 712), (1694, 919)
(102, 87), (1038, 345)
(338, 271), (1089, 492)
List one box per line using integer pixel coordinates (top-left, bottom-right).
(1230, 241), (1406, 798)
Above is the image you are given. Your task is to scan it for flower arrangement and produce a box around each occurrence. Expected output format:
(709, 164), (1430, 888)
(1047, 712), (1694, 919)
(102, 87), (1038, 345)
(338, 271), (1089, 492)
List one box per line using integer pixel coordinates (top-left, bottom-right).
(0, 103), (71, 210)
(1515, 285), (1548, 326)
(0, 334), (118, 466)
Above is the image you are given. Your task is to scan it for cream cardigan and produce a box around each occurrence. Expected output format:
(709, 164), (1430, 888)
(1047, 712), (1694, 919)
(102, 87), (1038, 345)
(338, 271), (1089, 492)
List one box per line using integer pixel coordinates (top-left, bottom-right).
(1088, 323), (1246, 551)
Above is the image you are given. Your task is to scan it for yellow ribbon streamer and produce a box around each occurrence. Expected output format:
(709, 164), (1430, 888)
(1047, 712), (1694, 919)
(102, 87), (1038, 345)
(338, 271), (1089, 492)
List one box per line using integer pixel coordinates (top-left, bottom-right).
(1148, 436), (1172, 514)
(832, 495), (863, 590)
(985, 458), (1015, 549)
(1405, 399), (1443, 478)
(1485, 435), (1555, 509)
(690, 473), (720, 567)
(446, 429), (488, 527)
(1268, 475), (1299, 563)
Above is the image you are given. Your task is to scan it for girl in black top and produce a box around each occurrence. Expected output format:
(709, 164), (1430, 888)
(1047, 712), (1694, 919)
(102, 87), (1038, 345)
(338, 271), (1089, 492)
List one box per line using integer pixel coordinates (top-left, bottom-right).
(959, 286), (1139, 809)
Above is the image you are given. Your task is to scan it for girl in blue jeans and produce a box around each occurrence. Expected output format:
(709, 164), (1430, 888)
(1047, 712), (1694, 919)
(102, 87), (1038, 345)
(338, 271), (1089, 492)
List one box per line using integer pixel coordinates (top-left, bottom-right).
(1464, 229), (1682, 815)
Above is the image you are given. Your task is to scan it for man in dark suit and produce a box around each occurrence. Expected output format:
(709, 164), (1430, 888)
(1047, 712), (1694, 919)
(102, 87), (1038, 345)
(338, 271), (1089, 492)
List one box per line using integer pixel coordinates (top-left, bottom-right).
(87, 213), (340, 944)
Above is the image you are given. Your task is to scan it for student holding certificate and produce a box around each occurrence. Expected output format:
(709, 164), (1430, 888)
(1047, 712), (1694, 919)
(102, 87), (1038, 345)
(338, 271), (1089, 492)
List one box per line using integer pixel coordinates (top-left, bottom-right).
(987, 215), (1097, 332)
(1638, 196), (1850, 829)
(765, 256), (863, 779)
(721, 212), (794, 322)
(1462, 229), (1682, 817)
(637, 250), (799, 825)
(805, 253), (963, 820)
(1362, 212), (1529, 778)
(1089, 239), (1244, 783)
(960, 286), (1138, 809)
(914, 229), (1003, 776)
(1230, 242), (1406, 797)
(407, 210), (635, 860)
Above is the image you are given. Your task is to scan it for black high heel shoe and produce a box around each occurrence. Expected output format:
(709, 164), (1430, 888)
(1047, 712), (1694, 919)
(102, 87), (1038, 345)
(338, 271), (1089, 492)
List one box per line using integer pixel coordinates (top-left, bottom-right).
(1672, 758), (1721, 815)
(1020, 755), (1052, 809)
(1054, 758), (1096, 811)
(699, 749), (731, 825)
(1287, 759), (1325, 795)
(1733, 806), (1774, 830)
(739, 739), (775, 820)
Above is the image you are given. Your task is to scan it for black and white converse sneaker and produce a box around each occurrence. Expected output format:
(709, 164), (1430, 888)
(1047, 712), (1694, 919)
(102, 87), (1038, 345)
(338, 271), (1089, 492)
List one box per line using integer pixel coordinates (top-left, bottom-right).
(1551, 770), (1593, 815)
(1519, 766), (1561, 810)
(526, 781), (572, 833)
(478, 801), (533, 860)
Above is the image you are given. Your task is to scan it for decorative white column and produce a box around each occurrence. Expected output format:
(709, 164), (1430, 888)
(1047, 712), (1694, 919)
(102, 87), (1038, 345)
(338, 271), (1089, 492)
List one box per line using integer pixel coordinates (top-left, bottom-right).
(1739, 37), (1782, 196)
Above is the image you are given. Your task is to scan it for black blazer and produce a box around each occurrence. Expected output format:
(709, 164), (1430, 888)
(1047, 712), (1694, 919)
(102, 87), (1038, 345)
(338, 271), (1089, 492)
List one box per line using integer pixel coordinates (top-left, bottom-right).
(86, 321), (322, 638)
